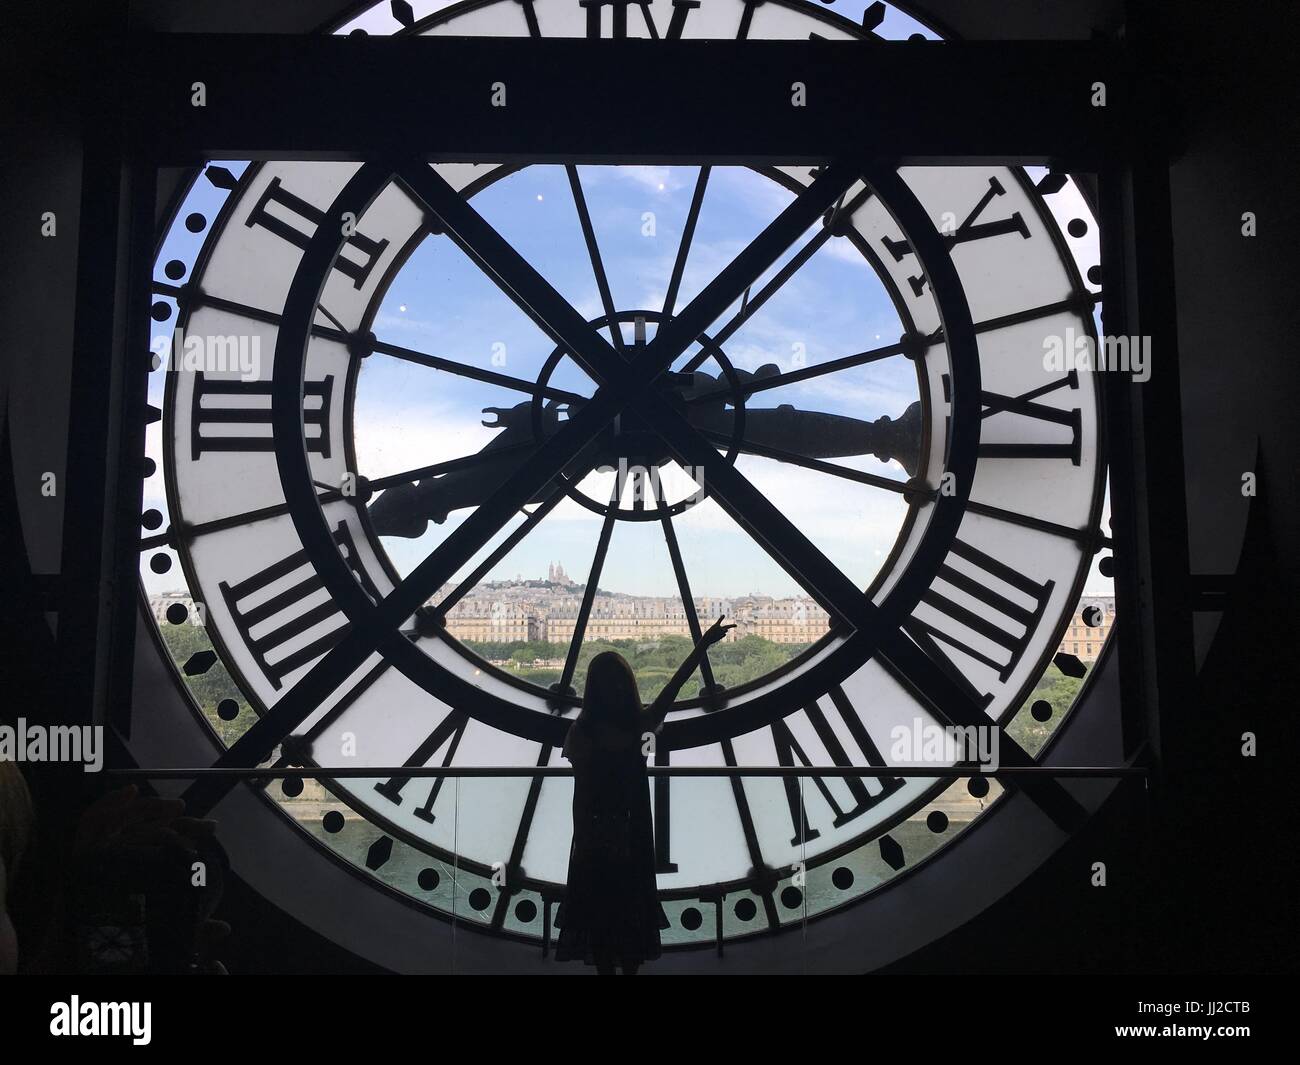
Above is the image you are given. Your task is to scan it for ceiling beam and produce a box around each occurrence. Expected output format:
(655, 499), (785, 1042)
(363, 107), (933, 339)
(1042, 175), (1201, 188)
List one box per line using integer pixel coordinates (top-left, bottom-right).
(124, 34), (1130, 165)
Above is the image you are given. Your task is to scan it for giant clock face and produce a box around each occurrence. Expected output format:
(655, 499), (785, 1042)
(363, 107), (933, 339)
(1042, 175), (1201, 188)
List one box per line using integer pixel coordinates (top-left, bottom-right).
(139, 0), (1108, 952)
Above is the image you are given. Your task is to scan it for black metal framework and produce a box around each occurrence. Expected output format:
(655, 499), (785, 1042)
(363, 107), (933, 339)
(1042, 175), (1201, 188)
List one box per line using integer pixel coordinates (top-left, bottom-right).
(53, 21), (1192, 961)
(124, 34), (1126, 165)
(170, 156), (982, 801)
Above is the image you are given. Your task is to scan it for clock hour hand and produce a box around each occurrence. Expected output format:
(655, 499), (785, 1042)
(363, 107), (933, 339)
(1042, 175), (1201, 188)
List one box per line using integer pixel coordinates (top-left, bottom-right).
(689, 401), (922, 477)
(682, 366), (923, 476)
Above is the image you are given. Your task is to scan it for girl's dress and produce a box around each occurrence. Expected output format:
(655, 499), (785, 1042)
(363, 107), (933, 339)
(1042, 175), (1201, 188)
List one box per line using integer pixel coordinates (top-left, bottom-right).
(555, 716), (667, 966)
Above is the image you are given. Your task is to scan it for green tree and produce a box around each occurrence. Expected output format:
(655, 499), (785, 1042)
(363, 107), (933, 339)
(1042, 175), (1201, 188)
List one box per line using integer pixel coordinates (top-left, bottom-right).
(1006, 664), (1087, 754)
(156, 622), (257, 745)
(464, 633), (813, 701)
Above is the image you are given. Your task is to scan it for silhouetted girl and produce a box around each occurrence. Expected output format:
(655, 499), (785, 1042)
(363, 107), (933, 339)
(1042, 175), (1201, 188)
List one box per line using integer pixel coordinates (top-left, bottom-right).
(557, 616), (734, 975)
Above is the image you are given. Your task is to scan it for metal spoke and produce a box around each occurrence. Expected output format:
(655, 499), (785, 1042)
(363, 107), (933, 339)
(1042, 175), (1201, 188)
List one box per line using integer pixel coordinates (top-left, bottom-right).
(638, 414), (869, 625)
(927, 291), (1105, 345)
(558, 470), (624, 693)
(299, 658), (391, 744)
(397, 162), (623, 386)
(964, 498), (1107, 548)
(643, 162), (861, 381)
(656, 494), (716, 692)
(431, 486), (568, 617)
(490, 742), (553, 932)
(871, 628), (1087, 832)
(662, 165), (710, 318)
(150, 281), (583, 403)
(139, 498), (305, 550)
(683, 184), (871, 370)
(366, 335), (585, 404)
(566, 164), (625, 350)
(141, 490), (347, 550)
(679, 283), (1099, 413)
(139, 446), (539, 550)
(721, 738), (779, 929)
(684, 338), (909, 406)
(315, 302), (347, 333)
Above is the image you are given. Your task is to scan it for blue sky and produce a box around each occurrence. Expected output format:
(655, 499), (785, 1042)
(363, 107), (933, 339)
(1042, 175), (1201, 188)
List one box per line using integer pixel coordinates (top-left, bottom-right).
(143, 159), (923, 600)
(355, 164), (918, 598)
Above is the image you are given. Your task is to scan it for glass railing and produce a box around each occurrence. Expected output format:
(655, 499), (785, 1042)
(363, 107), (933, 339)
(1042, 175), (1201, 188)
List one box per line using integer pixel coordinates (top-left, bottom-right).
(265, 765), (1016, 956)
(111, 760), (1139, 971)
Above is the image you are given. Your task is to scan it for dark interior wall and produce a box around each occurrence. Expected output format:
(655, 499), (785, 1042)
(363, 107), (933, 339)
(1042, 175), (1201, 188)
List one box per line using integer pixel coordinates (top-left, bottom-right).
(0, 5), (87, 579)
(924, 0), (1298, 584)
(1125, 0), (1297, 973)
(1, 0), (1295, 973)
(905, 0), (1126, 40)
(1156, 2), (1300, 587)
(895, 0), (1300, 972)
(127, 0), (357, 33)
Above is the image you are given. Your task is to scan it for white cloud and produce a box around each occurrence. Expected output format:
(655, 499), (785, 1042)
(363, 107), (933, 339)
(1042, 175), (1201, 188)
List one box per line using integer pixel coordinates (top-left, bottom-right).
(821, 233), (879, 269)
(584, 165), (690, 196)
(354, 407), (496, 480)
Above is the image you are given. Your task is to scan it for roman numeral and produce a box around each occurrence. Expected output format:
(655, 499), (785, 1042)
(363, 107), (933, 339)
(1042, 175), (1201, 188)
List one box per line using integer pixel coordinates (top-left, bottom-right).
(578, 0), (695, 38)
(580, 0), (635, 37)
(979, 371), (1082, 464)
(218, 520), (378, 689)
(941, 369), (1083, 464)
(882, 176), (1031, 297)
(662, 0), (700, 38)
(373, 710), (469, 823)
(491, 743), (554, 931)
(771, 687), (905, 847)
(190, 371), (333, 460)
(246, 176), (390, 290)
(519, 0), (541, 37)
(653, 743), (677, 873)
(721, 738), (780, 929)
(904, 538), (1055, 698)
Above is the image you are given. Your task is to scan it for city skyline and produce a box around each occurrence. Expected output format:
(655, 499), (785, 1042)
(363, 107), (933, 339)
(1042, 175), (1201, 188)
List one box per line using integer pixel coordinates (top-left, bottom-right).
(147, 557), (845, 602)
(150, 569), (1117, 662)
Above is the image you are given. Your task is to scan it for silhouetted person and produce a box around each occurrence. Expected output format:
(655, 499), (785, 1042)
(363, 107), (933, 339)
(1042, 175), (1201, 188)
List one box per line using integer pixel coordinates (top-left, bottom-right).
(0, 768), (228, 974)
(557, 616), (734, 974)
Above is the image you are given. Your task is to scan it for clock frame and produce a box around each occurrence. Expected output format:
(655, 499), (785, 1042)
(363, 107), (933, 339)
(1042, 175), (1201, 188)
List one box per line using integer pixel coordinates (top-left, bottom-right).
(109, 0), (1139, 968)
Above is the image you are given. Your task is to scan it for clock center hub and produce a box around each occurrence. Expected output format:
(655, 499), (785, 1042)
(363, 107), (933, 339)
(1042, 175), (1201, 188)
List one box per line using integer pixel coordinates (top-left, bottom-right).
(529, 309), (749, 522)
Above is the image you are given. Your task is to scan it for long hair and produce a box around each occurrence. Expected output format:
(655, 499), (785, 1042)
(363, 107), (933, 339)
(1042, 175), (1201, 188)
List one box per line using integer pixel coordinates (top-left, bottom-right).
(579, 651), (642, 726)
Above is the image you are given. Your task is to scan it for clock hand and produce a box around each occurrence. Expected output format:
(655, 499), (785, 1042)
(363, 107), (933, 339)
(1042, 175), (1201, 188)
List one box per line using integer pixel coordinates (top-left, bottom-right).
(367, 400), (573, 537)
(680, 365), (922, 475)
(368, 449), (521, 537)
(678, 361), (782, 402)
(689, 400), (923, 477)
(368, 388), (923, 536)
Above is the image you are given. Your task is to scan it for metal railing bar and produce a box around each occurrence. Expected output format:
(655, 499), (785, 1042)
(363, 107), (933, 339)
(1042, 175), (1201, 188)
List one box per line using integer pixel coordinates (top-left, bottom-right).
(106, 765), (1147, 780)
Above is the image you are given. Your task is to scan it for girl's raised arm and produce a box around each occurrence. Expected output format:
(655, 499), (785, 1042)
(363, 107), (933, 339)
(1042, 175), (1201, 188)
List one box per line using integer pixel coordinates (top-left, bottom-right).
(645, 616), (736, 730)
